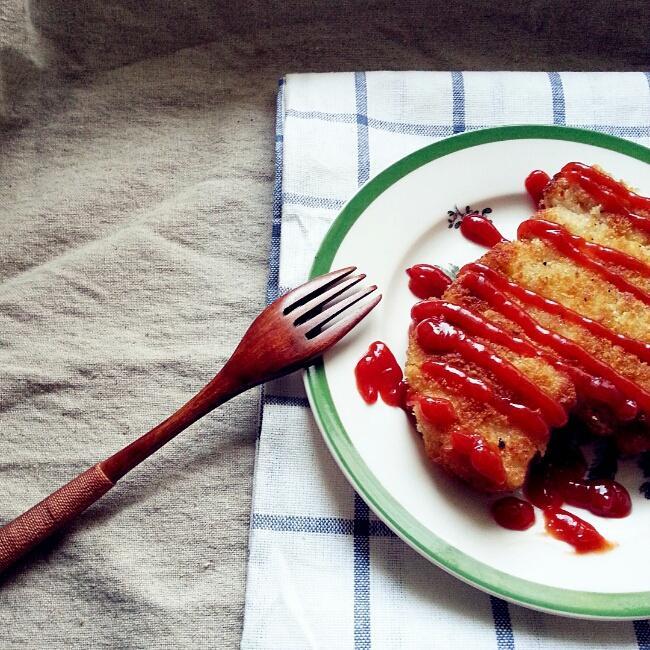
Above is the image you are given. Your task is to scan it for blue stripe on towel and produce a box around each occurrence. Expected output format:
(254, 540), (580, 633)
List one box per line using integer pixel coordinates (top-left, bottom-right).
(368, 520), (394, 537)
(355, 72), (370, 186)
(287, 109), (455, 138)
(252, 514), (354, 535)
(287, 108), (650, 139)
(256, 78), (286, 439)
(282, 192), (346, 210)
(572, 124), (650, 137)
(451, 71), (466, 134)
(286, 108), (357, 123)
(490, 597), (515, 650)
(353, 71), (372, 649)
(353, 494), (371, 650)
(635, 620), (650, 649)
(368, 118), (454, 138)
(264, 394), (311, 408)
(251, 512), (395, 538)
(548, 72), (566, 126)
(266, 79), (286, 304)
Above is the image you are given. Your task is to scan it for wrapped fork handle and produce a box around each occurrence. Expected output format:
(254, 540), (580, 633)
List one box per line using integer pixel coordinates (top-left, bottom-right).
(0, 465), (114, 574)
(0, 371), (241, 575)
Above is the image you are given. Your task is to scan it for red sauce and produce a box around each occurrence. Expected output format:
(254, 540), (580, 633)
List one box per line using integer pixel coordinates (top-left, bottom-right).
(490, 436), (630, 550)
(518, 219), (650, 306)
(562, 479), (631, 518)
(460, 262), (650, 365)
(418, 395), (457, 427)
(525, 170), (551, 206)
(616, 427), (650, 455)
(422, 359), (549, 442)
(561, 162), (650, 211)
(559, 162), (650, 235)
(410, 298), (634, 420)
(413, 299), (546, 362)
(491, 497), (535, 530)
(524, 476), (561, 510)
(563, 231), (650, 279)
(460, 214), (506, 248)
(416, 318), (567, 427)
(523, 449), (586, 509)
(543, 508), (611, 553)
(406, 264), (452, 299)
(450, 430), (506, 486)
(460, 266), (650, 415)
(569, 372), (636, 423)
(355, 341), (405, 407)
(517, 441), (630, 551)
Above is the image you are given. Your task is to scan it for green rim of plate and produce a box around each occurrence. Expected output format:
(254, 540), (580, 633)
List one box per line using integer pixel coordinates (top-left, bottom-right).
(305, 125), (650, 619)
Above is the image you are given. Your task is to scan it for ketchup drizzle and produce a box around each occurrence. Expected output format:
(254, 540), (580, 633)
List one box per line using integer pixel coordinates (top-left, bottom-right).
(450, 430), (507, 486)
(353, 162), (648, 554)
(525, 170), (551, 206)
(460, 266), (650, 414)
(417, 395), (457, 427)
(458, 262), (650, 364)
(518, 219), (650, 306)
(491, 497), (535, 530)
(496, 434), (631, 551)
(561, 162), (650, 211)
(355, 341), (405, 407)
(406, 264), (452, 299)
(559, 231), (650, 279)
(459, 214), (506, 248)
(410, 298), (632, 420)
(543, 508), (611, 554)
(415, 318), (567, 427)
(422, 359), (549, 442)
(562, 479), (631, 518)
(559, 162), (650, 235)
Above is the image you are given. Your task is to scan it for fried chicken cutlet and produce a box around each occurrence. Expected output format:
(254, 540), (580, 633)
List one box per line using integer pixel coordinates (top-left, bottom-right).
(405, 163), (650, 492)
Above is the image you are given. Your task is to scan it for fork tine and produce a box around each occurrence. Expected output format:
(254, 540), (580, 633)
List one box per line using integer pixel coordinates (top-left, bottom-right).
(301, 285), (378, 337)
(281, 266), (356, 314)
(307, 292), (382, 345)
(290, 273), (366, 324)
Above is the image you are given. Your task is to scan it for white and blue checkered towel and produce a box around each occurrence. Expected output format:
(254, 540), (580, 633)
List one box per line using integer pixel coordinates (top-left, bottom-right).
(241, 71), (650, 649)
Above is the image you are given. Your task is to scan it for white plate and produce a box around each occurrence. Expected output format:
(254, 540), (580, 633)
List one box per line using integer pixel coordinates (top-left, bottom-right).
(305, 125), (650, 619)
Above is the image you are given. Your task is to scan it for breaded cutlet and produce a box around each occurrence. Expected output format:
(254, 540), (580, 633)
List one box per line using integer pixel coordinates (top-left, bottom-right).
(405, 163), (650, 492)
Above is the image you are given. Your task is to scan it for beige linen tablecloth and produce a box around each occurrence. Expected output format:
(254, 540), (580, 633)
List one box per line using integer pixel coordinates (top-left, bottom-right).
(0, 52), (271, 650)
(1, 1), (649, 648)
(0, 17), (275, 648)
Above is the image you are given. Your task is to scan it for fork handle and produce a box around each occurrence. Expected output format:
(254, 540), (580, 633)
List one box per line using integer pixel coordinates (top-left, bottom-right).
(0, 464), (114, 574)
(0, 370), (243, 574)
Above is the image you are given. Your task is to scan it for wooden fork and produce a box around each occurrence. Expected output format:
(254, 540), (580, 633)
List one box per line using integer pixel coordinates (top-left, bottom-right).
(0, 267), (380, 574)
